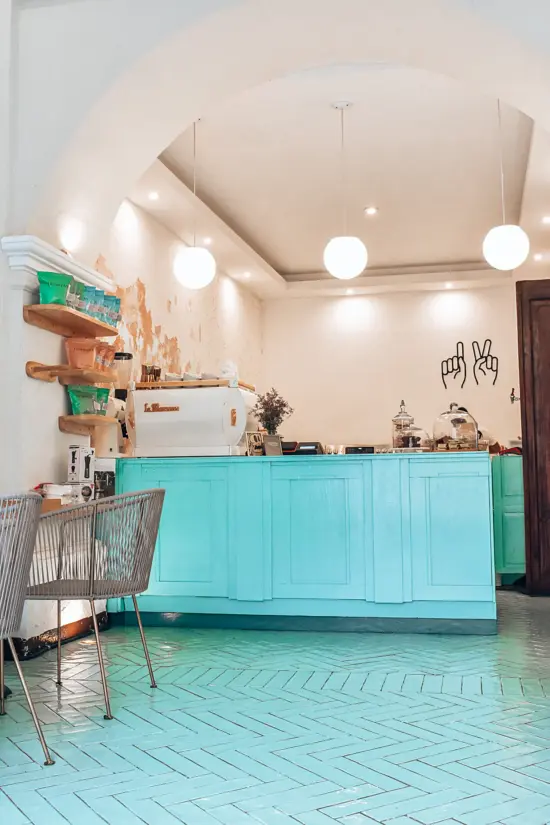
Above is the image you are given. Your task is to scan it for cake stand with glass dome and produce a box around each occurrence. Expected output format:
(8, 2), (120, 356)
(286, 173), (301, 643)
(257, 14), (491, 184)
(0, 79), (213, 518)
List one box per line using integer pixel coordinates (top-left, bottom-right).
(434, 403), (479, 451)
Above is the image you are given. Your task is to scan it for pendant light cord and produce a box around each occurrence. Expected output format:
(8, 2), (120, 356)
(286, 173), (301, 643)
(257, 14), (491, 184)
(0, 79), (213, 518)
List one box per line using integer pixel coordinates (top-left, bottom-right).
(340, 106), (348, 235)
(192, 120), (197, 247)
(497, 100), (506, 225)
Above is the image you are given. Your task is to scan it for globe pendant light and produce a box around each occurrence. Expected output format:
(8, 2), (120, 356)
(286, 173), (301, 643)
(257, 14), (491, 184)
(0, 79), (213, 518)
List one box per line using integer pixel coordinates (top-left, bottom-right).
(323, 102), (368, 280)
(483, 101), (529, 271)
(173, 120), (216, 289)
(174, 245), (216, 290)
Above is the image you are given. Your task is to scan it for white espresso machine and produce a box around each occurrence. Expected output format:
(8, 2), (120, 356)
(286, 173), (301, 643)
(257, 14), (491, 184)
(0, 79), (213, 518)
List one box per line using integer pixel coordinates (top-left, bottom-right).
(126, 384), (257, 457)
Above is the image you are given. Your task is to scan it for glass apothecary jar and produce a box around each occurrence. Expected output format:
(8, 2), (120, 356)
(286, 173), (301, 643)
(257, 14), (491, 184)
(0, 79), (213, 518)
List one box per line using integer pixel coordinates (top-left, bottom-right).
(392, 400), (414, 448)
(433, 402), (479, 451)
(392, 401), (432, 450)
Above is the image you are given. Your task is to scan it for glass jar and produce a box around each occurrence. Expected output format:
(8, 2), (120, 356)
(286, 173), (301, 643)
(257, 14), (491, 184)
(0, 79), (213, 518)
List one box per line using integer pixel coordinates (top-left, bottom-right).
(395, 426), (432, 451)
(113, 352), (133, 390)
(392, 400), (414, 449)
(433, 402), (479, 451)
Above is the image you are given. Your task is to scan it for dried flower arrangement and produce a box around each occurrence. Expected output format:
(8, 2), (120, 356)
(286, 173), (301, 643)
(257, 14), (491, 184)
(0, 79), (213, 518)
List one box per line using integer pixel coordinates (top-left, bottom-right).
(252, 388), (294, 435)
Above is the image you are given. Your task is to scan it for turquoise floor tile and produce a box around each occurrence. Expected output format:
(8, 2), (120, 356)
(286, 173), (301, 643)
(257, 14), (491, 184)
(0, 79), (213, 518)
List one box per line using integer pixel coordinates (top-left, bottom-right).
(4, 790), (71, 825)
(461, 794), (550, 824)
(502, 804), (550, 824)
(4, 593), (550, 824)
(201, 803), (262, 824)
(385, 818), (433, 825)
(85, 796), (146, 824)
(0, 791), (31, 824)
(168, 801), (225, 824)
(285, 811), (337, 825)
(47, 793), (109, 824)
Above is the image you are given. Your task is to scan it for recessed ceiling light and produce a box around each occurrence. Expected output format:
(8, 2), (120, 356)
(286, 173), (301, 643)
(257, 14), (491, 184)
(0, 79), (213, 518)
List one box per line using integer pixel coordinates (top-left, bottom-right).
(543, 216), (550, 225)
(243, 271), (251, 279)
(148, 191), (159, 201)
(364, 206), (378, 217)
(534, 253), (543, 261)
(203, 237), (212, 246)
(346, 288), (354, 295)
(445, 282), (453, 289)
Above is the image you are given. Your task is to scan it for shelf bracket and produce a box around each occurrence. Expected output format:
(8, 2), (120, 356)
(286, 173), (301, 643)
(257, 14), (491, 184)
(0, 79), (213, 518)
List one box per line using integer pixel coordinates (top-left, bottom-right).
(25, 361), (66, 383)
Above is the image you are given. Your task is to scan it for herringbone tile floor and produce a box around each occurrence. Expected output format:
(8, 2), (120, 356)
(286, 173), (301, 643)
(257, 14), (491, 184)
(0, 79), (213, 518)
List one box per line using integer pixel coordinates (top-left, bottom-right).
(3, 594), (550, 823)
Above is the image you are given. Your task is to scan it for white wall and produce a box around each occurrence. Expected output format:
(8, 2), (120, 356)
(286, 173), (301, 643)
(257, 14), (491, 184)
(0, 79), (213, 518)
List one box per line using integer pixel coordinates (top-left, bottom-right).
(21, 312), (84, 488)
(104, 200), (262, 384)
(262, 287), (522, 446)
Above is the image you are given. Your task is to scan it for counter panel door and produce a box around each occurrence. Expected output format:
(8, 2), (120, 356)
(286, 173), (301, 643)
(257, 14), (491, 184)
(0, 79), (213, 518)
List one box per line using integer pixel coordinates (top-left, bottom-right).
(141, 462), (229, 597)
(371, 458), (410, 604)
(116, 460), (143, 494)
(492, 456), (525, 575)
(271, 462), (366, 599)
(501, 512), (526, 573)
(410, 459), (494, 601)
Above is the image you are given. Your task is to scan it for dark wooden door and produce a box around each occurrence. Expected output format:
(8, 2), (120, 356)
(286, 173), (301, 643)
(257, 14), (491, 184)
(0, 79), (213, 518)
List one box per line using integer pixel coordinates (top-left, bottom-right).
(517, 279), (550, 594)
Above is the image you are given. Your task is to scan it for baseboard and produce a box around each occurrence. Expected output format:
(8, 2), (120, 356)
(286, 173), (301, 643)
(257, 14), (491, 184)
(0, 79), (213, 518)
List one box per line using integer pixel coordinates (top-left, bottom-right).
(9, 611), (109, 661)
(110, 611), (497, 636)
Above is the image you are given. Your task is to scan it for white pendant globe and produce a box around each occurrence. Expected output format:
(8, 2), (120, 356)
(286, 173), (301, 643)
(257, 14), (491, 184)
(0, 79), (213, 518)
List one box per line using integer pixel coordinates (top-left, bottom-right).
(482, 224), (530, 271)
(173, 246), (216, 289)
(323, 236), (368, 280)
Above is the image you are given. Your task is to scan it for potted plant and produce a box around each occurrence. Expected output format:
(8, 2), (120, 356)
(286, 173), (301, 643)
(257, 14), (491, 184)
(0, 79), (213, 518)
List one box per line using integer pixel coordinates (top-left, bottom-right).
(252, 388), (293, 435)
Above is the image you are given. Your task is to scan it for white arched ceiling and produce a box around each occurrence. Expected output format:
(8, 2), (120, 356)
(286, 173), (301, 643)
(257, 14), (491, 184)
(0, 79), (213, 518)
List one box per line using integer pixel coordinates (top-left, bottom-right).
(22, 0), (550, 263)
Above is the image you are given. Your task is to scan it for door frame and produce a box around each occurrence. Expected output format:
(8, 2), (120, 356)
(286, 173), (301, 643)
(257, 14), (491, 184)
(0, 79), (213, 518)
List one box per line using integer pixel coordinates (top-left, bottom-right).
(517, 279), (550, 594)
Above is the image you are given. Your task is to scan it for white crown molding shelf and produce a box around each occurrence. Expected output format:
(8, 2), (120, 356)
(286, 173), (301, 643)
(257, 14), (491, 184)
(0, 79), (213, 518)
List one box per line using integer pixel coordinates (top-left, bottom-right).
(1, 235), (114, 292)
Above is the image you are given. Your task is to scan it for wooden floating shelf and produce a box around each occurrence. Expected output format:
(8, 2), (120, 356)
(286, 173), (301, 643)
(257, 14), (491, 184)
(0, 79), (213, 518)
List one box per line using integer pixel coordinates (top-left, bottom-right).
(135, 379), (256, 391)
(59, 415), (118, 437)
(58, 369), (116, 387)
(24, 304), (118, 338)
(26, 361), (116, 385)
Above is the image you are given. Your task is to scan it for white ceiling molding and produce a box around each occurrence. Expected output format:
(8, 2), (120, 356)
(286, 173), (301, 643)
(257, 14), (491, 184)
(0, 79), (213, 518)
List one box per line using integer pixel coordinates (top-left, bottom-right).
(284, 267), (513, 297)
(284, 261), (493, 283)
(1, 235), (114, 292)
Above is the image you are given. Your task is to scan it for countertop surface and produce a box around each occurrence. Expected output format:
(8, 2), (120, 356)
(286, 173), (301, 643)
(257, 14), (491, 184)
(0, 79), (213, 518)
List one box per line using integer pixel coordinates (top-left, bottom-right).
(117, 451), (490, 463)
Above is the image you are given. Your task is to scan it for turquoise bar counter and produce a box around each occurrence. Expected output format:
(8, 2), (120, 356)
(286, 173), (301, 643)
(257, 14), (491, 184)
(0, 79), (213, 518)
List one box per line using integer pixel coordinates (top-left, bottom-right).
(114, 452), (496, 633)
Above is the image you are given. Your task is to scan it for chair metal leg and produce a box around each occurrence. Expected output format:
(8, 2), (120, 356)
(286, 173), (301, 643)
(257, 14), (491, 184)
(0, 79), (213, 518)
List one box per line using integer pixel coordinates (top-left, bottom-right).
(132, 595), (157, 689)
(56, 600), (62, 686)
(7, 638), (54, 766)
(0, 639), (5, 716)
(89, 600), (113, 720)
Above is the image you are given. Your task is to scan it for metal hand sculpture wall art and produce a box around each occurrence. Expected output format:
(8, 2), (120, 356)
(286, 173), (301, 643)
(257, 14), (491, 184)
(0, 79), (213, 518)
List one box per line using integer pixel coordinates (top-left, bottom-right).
(441, 340), (498, 388)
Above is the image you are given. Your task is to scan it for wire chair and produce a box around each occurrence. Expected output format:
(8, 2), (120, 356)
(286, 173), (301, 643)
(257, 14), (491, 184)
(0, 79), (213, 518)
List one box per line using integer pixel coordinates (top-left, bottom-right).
(27, 489), (165, 720)
(0, 493), (54, 766)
